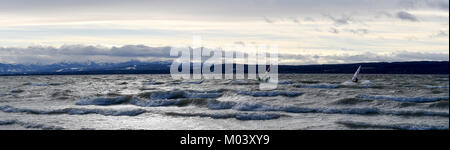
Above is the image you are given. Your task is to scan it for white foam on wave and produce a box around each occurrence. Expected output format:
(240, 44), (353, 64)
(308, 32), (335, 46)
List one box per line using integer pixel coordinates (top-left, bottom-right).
(76, 96), (130, 106)
(356, 94), (449, 103)
(142, 81), (164, 85)
(130, 98), (181, 107)
(425, 85), (448, 89)
(235, 113), (281, 120)
(181, 80), (204, 84)
(206, 101), (448, 117)
(0, 105), (145, 116)
(24, 82), (63, 86)
(149, 90), (222, 100)
(336, 121), (449, 130)
(164, 112), (282, 120)
(0, 120), (64, 130)
(208, 100), (237, 110)
(236, 91), (303, 97)
(341, 80), (375, 88)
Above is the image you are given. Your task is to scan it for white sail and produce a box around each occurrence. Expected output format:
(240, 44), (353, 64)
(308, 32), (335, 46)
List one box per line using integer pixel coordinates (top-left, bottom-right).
(351, 65), (361, 82)
(260, 64), (272, 82)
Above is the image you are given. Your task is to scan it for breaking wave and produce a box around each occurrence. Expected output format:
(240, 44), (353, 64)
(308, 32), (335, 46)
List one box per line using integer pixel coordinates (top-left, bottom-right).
(75, 90), (222, 107)
(356, 94), (449, 103)
(340, 80), (378, 88)
(236, 91), (303, 97)
(331, 98), (372, 105)
(428, 101), (449, 109)
(164, 112), (282, 120)
(206, 101), (449, 117)
(76, 96), (132, 106)
(130, 98), (209, 107)
(24, 82), (63, 86)
(208, 100), (237, 110)
(336, 121), (449, 130)
(142, 81), (165, 85)
(181, 80), (204, 84)
(0, 120), (64, 130)
(425, 85), (448, 89)
(145, 90), (222, 100)
(0, 105), (145, 116)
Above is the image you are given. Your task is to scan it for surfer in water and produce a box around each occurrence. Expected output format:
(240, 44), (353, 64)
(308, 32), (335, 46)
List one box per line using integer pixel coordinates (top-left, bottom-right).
(351, 65), (361, 83)
(258, 64), (272, 82)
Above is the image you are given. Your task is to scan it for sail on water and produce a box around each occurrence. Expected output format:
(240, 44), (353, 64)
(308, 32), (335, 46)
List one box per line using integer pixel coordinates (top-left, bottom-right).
(352, 65), (361, 83)
(258, 64), (272, 82)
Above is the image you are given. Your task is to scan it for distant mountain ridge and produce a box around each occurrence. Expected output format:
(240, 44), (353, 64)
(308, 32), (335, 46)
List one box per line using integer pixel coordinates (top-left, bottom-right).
(0, 61), (448, 76)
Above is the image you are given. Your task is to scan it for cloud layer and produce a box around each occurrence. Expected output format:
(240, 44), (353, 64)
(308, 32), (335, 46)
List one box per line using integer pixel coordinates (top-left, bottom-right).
(0, 0), (448, 65)
(1, 45), (448, 65)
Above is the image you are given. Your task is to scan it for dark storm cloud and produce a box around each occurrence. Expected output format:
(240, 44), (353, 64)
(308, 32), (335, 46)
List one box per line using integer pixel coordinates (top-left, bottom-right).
(396, 11), (418, 21)
(0, 45), (173, 64)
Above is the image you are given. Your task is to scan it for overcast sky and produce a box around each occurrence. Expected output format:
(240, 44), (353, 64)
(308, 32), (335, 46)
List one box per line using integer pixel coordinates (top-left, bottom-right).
(0, 0), (448, 64)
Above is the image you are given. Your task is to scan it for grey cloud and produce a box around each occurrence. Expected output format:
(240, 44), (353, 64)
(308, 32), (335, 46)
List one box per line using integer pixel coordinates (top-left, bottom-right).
(324, 14), (352, 25)
(278, 51), (449, 64)
(397, 0), (448, 11)
(56, 45), (171, 57)
(0, 0), (419, 20)
(395, 51), (449, 60)
(0, 45), (172, 64)
(396, 11), (418, 21)
(1, 45), (448, 65)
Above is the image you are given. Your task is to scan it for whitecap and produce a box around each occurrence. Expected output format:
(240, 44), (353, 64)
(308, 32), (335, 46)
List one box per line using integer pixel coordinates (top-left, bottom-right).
(207, 100), (237, 110)
(425, 85), (448, 89)
(0, 120), (64, 130)
(340, 80), (376, 88)
(147, 90), (222, 100)
(76, 96), (131, 106)
(356, 94), (449, 103)
(0, 105), (145, 116)
(181, 80), (204, 84)
(336, 121), (448, 130)
(164, 112), (282, 120)
(142, 81), (164, 85)
(207, 101), (449, 117)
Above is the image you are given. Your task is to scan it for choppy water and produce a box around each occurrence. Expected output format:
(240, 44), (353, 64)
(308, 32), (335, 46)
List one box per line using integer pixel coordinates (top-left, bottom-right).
(0, 74), (448, 130)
